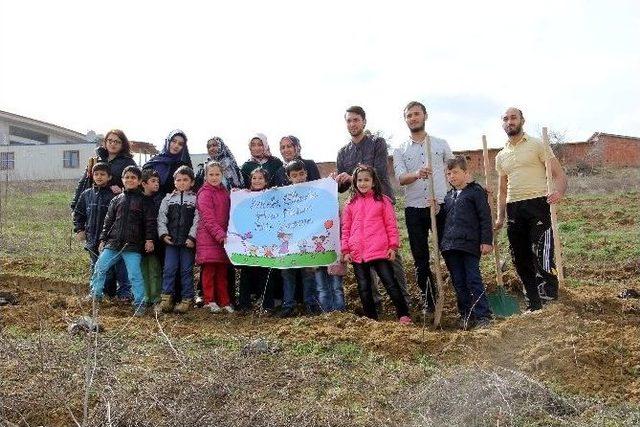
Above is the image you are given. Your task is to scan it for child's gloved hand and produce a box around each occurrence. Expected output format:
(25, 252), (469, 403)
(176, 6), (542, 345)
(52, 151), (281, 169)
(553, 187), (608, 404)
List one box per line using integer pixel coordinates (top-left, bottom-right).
(76, 231), (86, 242)
(163, 235), (174, 245)
(386, 249), (396, 261)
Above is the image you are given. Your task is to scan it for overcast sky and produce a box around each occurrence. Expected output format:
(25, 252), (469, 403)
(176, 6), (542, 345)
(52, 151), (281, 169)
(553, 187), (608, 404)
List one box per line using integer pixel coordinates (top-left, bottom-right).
(1, 0), (638, 161)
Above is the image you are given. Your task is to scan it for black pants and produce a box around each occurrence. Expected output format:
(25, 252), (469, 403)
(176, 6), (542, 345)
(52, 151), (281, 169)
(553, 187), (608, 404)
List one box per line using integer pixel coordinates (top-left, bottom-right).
(238, 266), (274, 310)
(506, 197), (559, 310)
(353, 260), (409, 320)
(404, 205), (445, 309)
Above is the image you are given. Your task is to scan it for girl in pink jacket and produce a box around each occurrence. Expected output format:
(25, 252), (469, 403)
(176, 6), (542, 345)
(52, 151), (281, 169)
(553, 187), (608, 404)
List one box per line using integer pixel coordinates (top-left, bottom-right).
(196, 161), (233, 313)
(341, 165), (411, 325)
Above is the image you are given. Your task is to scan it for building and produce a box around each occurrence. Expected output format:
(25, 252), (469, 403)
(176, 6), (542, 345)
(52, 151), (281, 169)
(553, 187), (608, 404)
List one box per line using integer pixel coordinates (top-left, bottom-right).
(0, 110), (95, 181)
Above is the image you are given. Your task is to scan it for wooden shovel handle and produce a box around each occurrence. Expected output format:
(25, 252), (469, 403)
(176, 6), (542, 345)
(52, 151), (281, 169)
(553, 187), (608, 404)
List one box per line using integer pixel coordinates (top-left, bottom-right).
(482, 135), (504, 287)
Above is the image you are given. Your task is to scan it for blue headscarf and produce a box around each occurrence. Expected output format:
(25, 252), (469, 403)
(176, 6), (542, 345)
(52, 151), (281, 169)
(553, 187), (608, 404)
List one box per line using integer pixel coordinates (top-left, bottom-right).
(143, 129), (192, 185)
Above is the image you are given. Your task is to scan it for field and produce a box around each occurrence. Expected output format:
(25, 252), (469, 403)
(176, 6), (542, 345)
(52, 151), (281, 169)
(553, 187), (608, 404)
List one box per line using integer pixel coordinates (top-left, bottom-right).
(1, 171), (640, 426)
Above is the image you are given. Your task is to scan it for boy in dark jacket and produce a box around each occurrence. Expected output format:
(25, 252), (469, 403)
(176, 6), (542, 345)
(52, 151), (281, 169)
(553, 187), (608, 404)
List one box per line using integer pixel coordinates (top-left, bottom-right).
(141, 169), (164, 305)
(441, 156), (493, 329)
(90, 166), (156, 316)
(73, 163), (121, 297)
(158, 166), (199, 314)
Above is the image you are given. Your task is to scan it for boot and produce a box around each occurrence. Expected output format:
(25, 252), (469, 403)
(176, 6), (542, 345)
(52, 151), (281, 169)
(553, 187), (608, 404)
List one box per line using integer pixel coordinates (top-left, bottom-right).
(160, 294), (174, 313)
(174, 299), (191, 314)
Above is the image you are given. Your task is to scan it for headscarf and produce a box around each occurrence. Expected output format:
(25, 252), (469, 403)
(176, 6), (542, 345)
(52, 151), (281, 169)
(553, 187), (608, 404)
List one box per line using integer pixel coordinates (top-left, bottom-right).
(248, 133), (272, 164)
(143, 129), (192, 185)
(208, 136), (244, 188)
(281, 135), (302, 160)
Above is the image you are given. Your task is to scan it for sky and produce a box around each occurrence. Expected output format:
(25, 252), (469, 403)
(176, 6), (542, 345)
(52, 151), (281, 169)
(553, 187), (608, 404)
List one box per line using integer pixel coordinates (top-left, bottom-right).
(1, 0), (638, 162)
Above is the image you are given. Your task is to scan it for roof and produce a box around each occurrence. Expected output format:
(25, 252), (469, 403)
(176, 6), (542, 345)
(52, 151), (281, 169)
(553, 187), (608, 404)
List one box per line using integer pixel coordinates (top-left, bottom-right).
(587, 132), (640, 143)
(130, 141), (158, 155)
(0, 109), (87, 140)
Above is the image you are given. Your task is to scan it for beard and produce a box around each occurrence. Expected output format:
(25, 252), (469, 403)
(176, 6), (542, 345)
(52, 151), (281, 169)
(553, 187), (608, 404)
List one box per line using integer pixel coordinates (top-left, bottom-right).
(409, 123), (425, 133)
(505, 123), (523, 136)
(349, 128), (364, 138)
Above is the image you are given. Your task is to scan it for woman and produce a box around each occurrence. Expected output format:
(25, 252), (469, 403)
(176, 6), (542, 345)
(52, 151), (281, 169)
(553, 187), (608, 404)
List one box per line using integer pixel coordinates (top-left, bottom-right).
(194, 136), (244, 191)
(239, 133), (283, 188)
(274, 135), (321, 186)
(70, 129), (136, 210)
(142, 129), (192, 195)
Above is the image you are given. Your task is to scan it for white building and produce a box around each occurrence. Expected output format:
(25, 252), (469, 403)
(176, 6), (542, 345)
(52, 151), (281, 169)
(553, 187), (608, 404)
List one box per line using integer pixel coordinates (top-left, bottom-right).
(0, 110), (96, 181)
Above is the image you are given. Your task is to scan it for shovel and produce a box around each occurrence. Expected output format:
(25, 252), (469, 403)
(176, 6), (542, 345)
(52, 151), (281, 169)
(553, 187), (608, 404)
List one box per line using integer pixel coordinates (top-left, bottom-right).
(482, 135), (519, 317)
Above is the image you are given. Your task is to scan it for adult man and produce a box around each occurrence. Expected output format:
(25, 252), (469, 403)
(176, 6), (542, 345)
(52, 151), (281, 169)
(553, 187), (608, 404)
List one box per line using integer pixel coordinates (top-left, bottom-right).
(495, 107), (567, 311)
(393, 101), (453, 313)
(336, 105), (409, 306)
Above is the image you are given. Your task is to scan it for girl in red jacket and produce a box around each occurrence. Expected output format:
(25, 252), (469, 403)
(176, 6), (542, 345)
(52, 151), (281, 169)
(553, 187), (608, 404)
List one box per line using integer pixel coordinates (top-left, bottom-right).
(342, 165), (412, 325)
(196, 161), (234, 313)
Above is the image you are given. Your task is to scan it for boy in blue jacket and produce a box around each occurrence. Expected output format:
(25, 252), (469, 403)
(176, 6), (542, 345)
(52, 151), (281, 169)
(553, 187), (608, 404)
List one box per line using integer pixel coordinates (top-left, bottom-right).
(441, 156), (493, 329)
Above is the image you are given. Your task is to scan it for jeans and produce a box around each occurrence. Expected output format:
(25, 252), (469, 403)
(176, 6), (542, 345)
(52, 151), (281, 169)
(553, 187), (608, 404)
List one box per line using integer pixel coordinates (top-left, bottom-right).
(141, 253), (162, 304)
(282, 267), (318, 311)
(89, 248), (129, 298)
(314, 267), (345, 312)
(352, 259), (409, 320)
(443, 250), (492, 320)
(162, 246), (195, 301)
(404, 205), (445, 309)
(91, 249), (145, 306)
(371, 252), (410, 307)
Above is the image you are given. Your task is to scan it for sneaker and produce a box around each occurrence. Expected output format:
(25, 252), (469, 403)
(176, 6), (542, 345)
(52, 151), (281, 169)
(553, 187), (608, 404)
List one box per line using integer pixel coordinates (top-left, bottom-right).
(222, 305), (235, 314)
(474, 318), (492, 329)
(399, 316), (413, 325)
(279, 307), (295, 318)
(194, 296), (204, 308)
(209, 302), (222, 313)
(159, 294), (174, 313)
(174, 299), (191, 314)
(133, 304), (146, 317)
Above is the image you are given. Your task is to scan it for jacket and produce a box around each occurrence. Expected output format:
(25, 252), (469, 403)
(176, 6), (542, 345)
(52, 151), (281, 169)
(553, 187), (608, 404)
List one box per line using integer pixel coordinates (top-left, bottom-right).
(157, 191), (199, 247)
(195, 182), (230, 264)
(440, 181), (493, 257)
(273, 158), (321, 186)
(100, 188), (156, 252)
(341, 191), (399, 263)
(70, 147), (136, 210)
(73, 185), (116, 250)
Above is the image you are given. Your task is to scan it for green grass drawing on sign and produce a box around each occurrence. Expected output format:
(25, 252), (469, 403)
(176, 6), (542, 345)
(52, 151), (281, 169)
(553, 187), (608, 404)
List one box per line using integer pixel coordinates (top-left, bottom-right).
(230, 251), (338, 268)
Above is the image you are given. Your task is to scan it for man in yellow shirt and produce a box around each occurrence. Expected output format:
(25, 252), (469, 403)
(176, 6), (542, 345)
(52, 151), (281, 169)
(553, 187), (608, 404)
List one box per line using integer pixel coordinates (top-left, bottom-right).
(495, 107), (567, 311)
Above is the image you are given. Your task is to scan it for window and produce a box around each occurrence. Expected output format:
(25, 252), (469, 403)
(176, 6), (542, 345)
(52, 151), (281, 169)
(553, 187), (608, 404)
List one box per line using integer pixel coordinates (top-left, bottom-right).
(63, 150), (80, 168)
(9, 126), (49, 144)
(1, 152), (15, 170)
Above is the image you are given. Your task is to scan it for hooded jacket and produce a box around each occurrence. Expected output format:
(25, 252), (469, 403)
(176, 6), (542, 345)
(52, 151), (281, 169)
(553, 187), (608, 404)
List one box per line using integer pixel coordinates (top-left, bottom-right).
(195, 182), (230, 264)
(341, 191), (399, 263)
(440, 181), (493, 257)
(73, 184), (117, 250)
(100, 188), (157, 252)
(157, 190), (199, 246)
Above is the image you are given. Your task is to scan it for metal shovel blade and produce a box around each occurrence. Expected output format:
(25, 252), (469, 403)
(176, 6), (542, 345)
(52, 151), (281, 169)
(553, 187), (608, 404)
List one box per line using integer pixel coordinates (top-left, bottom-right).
(488, 285), (520, 317)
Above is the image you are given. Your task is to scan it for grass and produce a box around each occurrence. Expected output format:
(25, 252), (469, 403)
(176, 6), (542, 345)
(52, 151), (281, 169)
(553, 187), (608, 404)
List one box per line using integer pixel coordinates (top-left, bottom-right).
(230, 250), (338, 268)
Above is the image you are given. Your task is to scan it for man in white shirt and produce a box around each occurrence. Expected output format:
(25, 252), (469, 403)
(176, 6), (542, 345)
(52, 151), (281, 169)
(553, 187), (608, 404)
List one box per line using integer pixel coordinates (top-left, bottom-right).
(394, 101), (453, 312)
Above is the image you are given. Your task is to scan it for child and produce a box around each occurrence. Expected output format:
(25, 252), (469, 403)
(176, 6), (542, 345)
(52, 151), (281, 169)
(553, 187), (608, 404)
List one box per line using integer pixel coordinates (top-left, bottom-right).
(196, 161), (234, 313)
(73, 163), (119, 296)
(90, 165), (156, 316)
(140, 168), (163, 305)
(279, 160), (319, 318)
(158, 166), (199, 314)
(314, 261), (346, 313)
(441, 156), (493, 329)
(237, 167), (276, 313)
(341, 165), (411, 324)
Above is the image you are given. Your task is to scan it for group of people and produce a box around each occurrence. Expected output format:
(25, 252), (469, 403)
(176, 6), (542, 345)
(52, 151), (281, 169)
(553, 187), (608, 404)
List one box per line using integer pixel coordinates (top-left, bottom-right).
(71, 101), (567, 329)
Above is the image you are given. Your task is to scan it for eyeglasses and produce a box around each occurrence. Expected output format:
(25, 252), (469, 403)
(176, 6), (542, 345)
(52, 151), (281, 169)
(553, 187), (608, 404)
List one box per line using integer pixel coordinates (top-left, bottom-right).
(106, 138), (122, 145)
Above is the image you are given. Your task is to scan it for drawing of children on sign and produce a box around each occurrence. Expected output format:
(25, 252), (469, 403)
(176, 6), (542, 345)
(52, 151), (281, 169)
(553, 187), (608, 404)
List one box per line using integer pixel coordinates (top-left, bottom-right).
(277, 231), (292, 254)
(225, 178), (341, 269)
